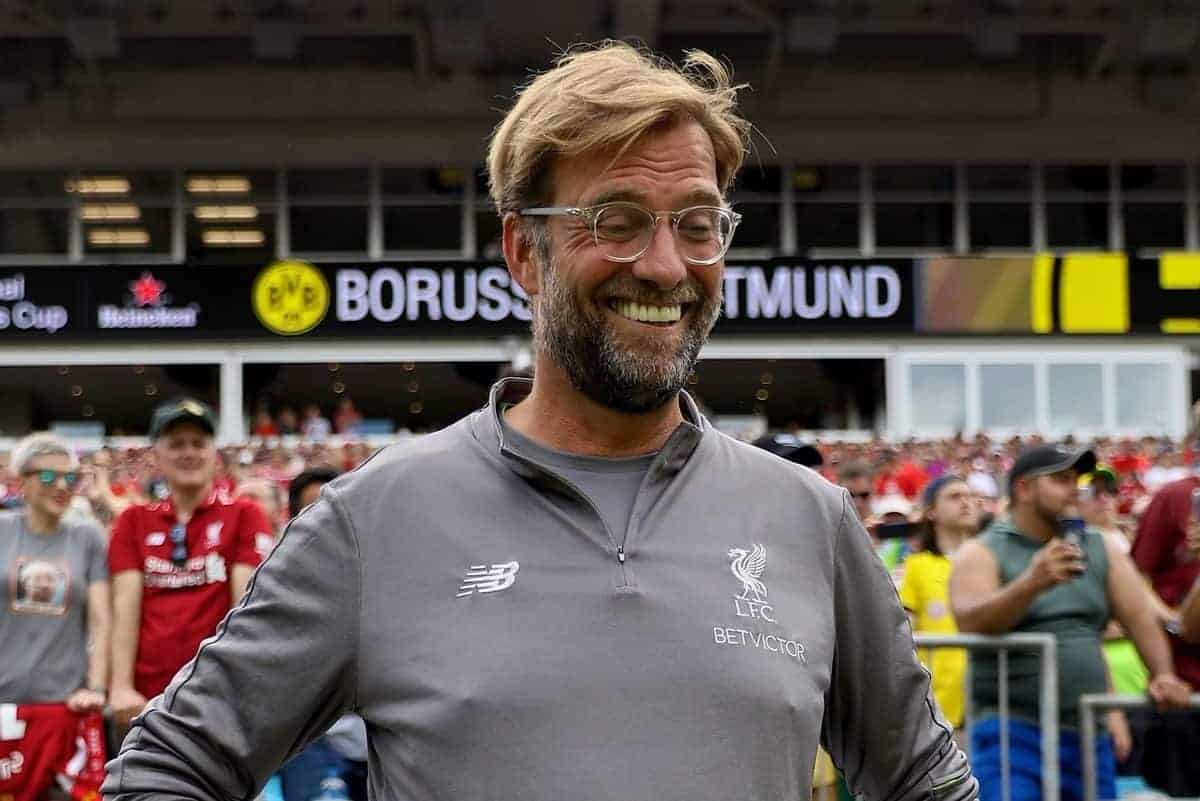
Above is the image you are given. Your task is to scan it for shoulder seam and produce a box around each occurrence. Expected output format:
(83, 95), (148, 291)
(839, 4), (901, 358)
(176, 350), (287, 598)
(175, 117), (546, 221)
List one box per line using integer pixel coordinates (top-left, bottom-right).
(325, 484), (364, 710)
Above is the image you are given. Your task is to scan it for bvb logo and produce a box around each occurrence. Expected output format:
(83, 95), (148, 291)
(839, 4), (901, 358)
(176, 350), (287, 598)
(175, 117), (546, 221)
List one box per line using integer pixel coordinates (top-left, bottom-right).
(252, 260), (330, 335)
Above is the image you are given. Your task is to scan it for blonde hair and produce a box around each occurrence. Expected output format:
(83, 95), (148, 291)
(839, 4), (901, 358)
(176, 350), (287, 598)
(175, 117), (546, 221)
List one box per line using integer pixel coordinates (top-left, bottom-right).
(487, 41), (751, 215)
(12, 432), (78, 476)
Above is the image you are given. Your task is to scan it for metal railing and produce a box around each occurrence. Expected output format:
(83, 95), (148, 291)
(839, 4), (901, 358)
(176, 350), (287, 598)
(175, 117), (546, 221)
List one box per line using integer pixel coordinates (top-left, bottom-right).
(914, 633), (1059, 801)
(1078, 692), (1200, 801)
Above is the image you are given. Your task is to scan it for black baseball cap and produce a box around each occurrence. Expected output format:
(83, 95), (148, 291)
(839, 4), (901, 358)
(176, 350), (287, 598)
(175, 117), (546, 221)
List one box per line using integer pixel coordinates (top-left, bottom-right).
(1008, 444), (1097, 497)
(752, 434), (824, 469)
(149, 398), (216, 439)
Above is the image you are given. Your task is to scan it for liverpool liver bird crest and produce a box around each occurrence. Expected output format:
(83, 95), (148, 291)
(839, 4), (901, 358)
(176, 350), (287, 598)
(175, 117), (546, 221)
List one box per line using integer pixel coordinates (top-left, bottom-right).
(728, 544), (767, 603)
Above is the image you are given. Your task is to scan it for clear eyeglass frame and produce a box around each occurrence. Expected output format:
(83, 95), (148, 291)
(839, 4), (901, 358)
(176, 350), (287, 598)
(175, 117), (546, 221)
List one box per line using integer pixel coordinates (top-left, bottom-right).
(520, 201), (742, 266)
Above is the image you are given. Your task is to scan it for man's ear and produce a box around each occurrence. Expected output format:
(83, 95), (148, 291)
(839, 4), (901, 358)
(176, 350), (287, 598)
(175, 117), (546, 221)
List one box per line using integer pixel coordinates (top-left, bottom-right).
(503, 213), (540, 298)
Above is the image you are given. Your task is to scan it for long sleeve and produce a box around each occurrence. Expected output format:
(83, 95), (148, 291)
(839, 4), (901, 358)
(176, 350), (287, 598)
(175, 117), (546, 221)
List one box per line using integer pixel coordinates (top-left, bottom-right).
(102, 488), (361, 800)
(822, 490), (977, 801)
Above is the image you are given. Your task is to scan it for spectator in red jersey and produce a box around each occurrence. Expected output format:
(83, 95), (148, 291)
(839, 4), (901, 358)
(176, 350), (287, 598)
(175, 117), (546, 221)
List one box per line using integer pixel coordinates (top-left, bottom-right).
(1111, 439), (1151, 481)
(333, 396), (363, 436)
(251, 408), (279, 438)
(1130, 442), (1200, 798)
(872, 451), (902, 498)
(893, 455), (930, 500)
(107, 399), (274, 727)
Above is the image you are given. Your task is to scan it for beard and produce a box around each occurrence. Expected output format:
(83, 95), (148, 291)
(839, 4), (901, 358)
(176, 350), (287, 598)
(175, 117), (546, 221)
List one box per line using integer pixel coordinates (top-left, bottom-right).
(1031, 490), (1065, 529)
(531, 253), (722, 414)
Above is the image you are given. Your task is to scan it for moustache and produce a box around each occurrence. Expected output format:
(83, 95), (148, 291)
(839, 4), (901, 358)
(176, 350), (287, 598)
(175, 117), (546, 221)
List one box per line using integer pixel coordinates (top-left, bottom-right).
(593, 275), (709, 307)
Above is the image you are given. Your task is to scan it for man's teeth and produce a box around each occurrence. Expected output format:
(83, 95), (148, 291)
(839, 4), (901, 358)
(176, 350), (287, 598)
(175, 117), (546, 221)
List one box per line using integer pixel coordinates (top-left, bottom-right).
(612, 300), (683, 323)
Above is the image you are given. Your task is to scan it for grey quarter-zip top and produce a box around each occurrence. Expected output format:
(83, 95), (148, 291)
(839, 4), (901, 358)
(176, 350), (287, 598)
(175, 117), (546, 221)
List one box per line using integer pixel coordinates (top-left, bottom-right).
(104, 378), (976, 801)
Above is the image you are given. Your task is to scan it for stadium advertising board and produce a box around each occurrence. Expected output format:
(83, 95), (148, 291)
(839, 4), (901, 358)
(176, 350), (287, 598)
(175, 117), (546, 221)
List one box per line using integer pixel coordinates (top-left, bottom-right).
(0, 259), (916, 340)
(918, 252), (1200, 335)
(0, 271), (76, 335)
(0, 254), (1192, 340)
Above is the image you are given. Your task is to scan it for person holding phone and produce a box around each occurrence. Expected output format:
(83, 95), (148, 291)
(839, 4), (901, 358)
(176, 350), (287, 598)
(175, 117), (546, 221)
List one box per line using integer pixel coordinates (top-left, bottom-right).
(950, 445), (1190, 801)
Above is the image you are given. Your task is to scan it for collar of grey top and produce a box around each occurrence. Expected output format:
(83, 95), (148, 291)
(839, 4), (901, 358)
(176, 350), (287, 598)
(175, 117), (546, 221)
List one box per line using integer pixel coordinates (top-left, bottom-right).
(471, 377), (708, 483)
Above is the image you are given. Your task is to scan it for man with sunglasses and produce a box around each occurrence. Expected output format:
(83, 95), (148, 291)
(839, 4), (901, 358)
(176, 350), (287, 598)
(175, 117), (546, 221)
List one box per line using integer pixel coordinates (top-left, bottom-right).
(107, 44), (975, 801)
(107, 399), (273, 727)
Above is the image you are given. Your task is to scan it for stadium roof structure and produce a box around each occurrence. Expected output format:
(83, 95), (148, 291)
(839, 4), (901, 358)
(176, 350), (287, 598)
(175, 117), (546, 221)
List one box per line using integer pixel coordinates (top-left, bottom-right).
(0, 0), (1197, 164)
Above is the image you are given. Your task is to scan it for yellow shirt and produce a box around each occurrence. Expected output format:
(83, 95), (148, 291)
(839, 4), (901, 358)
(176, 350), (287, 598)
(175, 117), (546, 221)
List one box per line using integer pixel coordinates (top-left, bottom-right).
(812, 746), (838, 787)
(898, 551), (966, 728)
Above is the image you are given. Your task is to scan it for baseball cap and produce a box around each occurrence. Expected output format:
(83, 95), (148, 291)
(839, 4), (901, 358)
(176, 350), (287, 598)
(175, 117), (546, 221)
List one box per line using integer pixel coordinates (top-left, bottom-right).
(1079, 463), (1117, 491)
(149, 398), (216, 439)
(1008, 444), (1097, 497)
(752, 433), (824, 468)
(922, 473), (966, 508)
(875, 494), (914, 518)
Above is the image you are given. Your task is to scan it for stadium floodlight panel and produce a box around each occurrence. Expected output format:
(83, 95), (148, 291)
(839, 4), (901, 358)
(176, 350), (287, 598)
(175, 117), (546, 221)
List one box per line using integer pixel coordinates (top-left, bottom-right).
(186, 176), (252, 195)
(202, 229), (265, 247)
(193, 205), (259, 221)
(65, 177), (131, 195)
(80, 203), (141, 222)
(87, 228), (150, 247)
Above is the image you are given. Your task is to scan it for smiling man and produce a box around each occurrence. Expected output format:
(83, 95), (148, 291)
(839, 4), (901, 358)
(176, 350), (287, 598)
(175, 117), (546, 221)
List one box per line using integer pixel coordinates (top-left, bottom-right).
(106, 399), (272, 729)
(104, 44), (975, 801)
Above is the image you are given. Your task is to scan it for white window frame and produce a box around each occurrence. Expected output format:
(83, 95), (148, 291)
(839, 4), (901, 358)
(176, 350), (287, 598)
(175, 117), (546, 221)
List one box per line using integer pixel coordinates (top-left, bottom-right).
(898, 343), (1190, 439)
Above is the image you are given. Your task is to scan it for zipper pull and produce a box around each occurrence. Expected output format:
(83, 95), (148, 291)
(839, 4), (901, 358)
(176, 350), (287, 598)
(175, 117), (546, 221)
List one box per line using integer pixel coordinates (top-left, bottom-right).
(617, 545), (626, 564)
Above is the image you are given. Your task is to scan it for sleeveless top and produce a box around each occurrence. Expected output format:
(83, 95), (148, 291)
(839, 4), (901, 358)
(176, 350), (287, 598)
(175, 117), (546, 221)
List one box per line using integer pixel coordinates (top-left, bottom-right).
(970, 520), (1109, 730)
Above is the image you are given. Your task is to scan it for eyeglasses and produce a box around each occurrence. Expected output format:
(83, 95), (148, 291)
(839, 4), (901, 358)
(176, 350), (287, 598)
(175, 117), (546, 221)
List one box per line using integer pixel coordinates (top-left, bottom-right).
(23, 469), (80, 489)
(169, 523), (188, 569)
(520, 202), (742, 266)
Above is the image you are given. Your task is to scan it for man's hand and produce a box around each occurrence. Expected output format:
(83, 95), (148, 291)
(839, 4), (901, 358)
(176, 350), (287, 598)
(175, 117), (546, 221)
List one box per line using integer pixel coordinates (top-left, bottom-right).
(110, 686), (148, 726)
(1186, 521), (1200, 555)
(65, 688), (106, 713)
(1106, 709), (1132, 763)
(1147, 672), (1193, 711)
(1023, 538), (1086, 592)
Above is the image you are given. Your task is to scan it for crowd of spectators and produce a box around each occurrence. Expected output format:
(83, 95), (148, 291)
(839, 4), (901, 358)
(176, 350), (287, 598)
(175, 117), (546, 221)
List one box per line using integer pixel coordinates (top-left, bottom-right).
(2, 432), (1190, 534)
(0, 437), (377, 530)
(249, 397), (364, 440)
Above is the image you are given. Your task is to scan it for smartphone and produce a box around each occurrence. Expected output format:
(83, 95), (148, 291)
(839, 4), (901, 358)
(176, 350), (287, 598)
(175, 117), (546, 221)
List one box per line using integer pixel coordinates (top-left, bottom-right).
(1058, 517), (1088, 571)
(874, 520), (913, 540)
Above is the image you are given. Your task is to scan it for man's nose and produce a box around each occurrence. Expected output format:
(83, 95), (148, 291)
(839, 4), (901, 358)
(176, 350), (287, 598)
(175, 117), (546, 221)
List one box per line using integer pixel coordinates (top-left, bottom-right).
(630, 219), (688, 290)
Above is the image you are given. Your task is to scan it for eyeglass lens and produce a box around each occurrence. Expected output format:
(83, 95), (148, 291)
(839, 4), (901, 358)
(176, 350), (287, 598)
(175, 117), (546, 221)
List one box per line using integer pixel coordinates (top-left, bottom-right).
(170, 523), (188, 568)
(592, 204), (735, 264)
(34, 470), (79, 488)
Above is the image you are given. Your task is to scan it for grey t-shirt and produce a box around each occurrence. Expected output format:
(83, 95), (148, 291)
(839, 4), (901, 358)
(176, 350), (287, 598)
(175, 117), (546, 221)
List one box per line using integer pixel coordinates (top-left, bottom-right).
(501, 415), (655, 542)
(0, 509), (108, 702)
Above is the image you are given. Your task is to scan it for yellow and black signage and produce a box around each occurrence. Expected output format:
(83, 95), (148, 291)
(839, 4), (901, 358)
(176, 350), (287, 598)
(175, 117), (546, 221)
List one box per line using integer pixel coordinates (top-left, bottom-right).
(918, 252), (1200, 335)
(251, 260), (330, 336)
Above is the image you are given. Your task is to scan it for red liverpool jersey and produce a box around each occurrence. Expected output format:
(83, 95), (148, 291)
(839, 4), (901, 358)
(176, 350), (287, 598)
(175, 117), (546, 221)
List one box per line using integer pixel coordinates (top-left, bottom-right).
(108, 491), (273, 698)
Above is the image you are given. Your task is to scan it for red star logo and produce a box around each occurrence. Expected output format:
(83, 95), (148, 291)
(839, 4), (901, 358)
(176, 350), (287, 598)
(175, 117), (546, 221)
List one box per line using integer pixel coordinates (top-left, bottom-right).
(130, 272), (166, 307)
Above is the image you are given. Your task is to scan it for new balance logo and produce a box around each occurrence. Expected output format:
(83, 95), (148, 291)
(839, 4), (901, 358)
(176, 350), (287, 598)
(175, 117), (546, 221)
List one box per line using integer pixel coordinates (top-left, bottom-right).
(456, 561), (520, 598)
